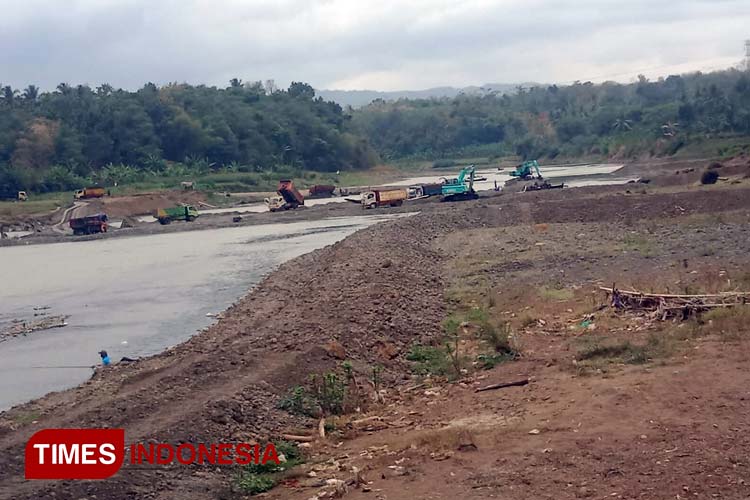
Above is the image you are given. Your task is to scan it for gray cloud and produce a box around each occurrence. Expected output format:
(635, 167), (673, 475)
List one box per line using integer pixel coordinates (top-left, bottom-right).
(1, 0), (748, 91)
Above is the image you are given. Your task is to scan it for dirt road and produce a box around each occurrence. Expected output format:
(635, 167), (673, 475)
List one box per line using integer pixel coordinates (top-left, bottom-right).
(1, 166), (750, 499)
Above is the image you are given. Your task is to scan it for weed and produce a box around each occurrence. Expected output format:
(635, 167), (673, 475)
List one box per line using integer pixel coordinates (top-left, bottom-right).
(442, 315), (462, 336)
(699, 306), (750, 340)
(577, 341), (649, 364)
(236, 473), (276, 495)
(371, 365), (383, 394)
(476, 352), (516, 370)
(9, 411), (40, 425)
(479, 321), (514, 354)
(621, 234), (655, 256)
(406, 344), (451, 376)
(309, 371), (347, 415)
(277, 386), (317, 417)
(518, 314), (537, 329)
(538, 286), (574, 301)
(235, 441), (304, 496)
(466, 308), (489, 323)
(576, 333), (670, 366)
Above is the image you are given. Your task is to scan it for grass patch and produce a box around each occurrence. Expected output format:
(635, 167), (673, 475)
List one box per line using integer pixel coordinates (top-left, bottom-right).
(0, 196), (67, 217)
(9, 411), (41, 425)
(698, 306), (750, 340)
(578, 341), (650, 364)
(621, 234), (655, 256)
(235, 441), (304, 496)
(406, 344), (452, 377)
(575, 334), (671, 372)
(538, 286), (574, 301)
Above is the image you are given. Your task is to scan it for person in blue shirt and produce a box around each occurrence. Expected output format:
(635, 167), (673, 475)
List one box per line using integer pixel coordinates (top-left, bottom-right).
(98, 350), (111, 366)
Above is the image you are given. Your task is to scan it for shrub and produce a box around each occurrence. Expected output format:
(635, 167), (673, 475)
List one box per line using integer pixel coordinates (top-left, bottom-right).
(701, 170), (719, 185)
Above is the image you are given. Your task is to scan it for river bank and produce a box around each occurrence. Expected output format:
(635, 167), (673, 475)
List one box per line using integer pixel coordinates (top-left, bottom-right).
(1, 159), (749, 499)
(0, 158), (697, 248)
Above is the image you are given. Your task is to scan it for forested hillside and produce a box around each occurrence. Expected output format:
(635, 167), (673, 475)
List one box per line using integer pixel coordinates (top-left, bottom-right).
(0, 81), (377, 197)
(2, 69), (750, 198)
(352, 70), (750, 160)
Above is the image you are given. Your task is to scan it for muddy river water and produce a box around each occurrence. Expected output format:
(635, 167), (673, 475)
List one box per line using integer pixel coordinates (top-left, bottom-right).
(0, 214), (404, 410)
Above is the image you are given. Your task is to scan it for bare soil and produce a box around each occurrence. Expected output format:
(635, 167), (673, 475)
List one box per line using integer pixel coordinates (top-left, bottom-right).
(1, 167), (750, 499)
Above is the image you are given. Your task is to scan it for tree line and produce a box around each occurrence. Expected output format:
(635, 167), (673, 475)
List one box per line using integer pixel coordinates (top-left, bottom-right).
(2, 69), (750, 198)
(0, 80), (378, 198)
(351, 69), (750, 161)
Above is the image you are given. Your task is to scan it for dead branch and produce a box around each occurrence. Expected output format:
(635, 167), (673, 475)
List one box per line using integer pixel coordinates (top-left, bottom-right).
(599, 286), (749, 320)
(475, 379), (529, 393)
(280, 434), (314, 442)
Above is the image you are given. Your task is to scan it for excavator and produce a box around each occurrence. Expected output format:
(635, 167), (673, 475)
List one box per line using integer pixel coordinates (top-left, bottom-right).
(507, 160), (564, 192)
(441, 165), (479, 202)
(509, 160), (543, 180)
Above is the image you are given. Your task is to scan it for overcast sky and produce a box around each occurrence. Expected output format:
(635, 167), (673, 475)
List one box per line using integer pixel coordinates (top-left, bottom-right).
(1, 0), (749, 92)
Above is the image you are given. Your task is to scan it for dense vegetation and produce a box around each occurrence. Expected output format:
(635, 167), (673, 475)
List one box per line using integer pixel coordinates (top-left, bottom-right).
(352, 69), (750, 161)
(0, 80), (377, 198)
(3, 69), (750, 198)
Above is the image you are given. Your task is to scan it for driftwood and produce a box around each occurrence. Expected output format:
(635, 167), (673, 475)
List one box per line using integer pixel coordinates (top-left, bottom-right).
(475, 379), (529, 393)
(318, 418), (326, 438)
(600, 286), (750, 320)
(280, 434), (314, 442)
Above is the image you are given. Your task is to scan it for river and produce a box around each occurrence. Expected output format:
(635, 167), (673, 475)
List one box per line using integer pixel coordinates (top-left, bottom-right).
(0, 214), (405, 411)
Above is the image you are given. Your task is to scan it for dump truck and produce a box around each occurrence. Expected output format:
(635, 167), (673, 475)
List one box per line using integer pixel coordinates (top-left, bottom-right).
(155, 205), (199, 225)
(308, 184), (336, 198)
(74, 186), (106, 200)
(69, 213), (108, 235)
(265, 196), (285, 212)
(17, 191), (27, 201)
(268, 179), (304, 212)
(361, 188), (407, 209)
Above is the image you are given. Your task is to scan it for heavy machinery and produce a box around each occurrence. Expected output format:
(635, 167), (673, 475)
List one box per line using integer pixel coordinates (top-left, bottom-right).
(421, 183), (443, 197)
(17, 191), (27, 201)
(74, 186), (106, 200)
(307, 184), (336, 198)
(267, 179), (305, 212)
(155, 205), (199, 224)
(69, 213), (108, 235)
(361, 188), (407, 209)
(441, 165), (478, 202)
(509, 160), (543, 181)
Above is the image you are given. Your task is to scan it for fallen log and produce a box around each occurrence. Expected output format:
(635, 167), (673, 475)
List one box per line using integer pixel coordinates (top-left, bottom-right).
(475, 379), (529, 393)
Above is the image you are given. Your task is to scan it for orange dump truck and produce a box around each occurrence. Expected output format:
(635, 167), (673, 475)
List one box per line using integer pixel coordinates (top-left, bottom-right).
(361, 188), (407, 209)
(74, 186), (106, 200)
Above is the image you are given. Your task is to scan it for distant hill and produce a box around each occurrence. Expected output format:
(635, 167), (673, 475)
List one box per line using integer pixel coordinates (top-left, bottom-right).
(317, 83), (540, 108)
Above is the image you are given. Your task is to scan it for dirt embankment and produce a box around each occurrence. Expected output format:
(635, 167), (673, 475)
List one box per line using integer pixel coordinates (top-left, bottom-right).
(0, 205), (468, 499)
(1, 178), (750, 499)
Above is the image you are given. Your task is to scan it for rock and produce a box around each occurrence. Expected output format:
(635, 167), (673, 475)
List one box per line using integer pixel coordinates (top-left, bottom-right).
(324, 341), (347, 360)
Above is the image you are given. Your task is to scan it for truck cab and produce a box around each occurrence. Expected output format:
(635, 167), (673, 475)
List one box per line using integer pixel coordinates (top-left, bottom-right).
(265, 196), (286, 212)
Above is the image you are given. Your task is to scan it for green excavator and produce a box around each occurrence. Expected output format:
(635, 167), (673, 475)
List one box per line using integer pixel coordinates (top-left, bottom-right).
(509, 160), (543, 180)
(441, 165), (479, 202)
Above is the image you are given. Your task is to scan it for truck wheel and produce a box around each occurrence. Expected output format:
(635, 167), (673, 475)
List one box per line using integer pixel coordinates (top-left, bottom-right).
(159, 217), (172, 225)
(368, 203), (377, 209)
(186, 216), (195, 222)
